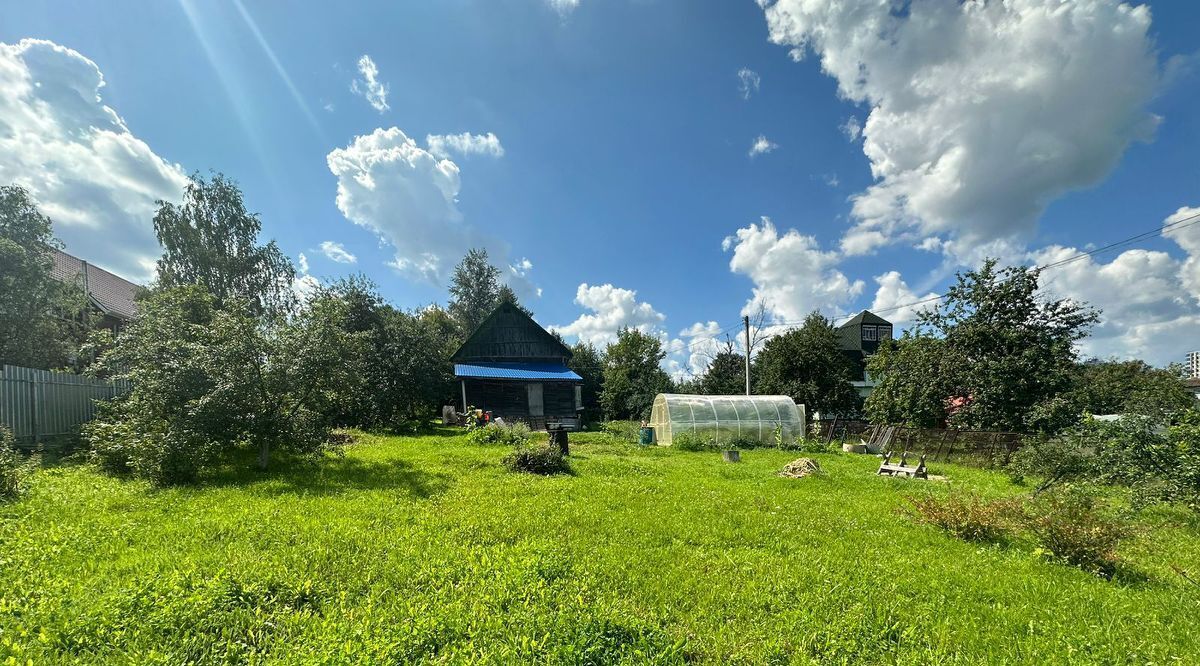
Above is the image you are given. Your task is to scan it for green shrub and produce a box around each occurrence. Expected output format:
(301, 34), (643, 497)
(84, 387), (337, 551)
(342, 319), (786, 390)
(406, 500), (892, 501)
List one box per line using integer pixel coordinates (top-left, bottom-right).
(906, 493), (1024, 543)
(83, 399), (216, 485)
(672, 431), (718, 452)
(1026, 490), (1132, 578)
(467, 422), (533, 447)
(0, 425), (32, 500)
(502, 441), (569, 475)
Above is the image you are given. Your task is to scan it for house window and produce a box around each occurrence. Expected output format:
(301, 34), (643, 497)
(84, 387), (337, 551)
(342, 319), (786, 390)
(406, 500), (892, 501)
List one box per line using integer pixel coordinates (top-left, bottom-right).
(879, 325), (892, 340)
(862, 325), (877, 342)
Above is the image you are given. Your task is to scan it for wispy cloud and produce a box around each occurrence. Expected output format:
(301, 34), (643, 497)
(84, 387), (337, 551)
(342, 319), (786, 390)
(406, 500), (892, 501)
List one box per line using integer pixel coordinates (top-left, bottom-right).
(839, 116), (861, 141)
(426, 132), (505, 159)
(748, 135), (778, 157)
(351, 54), (389, 112)
(737, 68), (761, 99)
(319, 241), (357, 264)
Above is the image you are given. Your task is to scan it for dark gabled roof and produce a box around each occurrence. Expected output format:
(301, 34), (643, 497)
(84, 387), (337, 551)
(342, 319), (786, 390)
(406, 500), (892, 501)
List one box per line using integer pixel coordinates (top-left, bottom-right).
(50, 248), (141, 321)
(839, 310), (892, 328)
(836, 310), (892, 352)
(451, 301), (572, 363)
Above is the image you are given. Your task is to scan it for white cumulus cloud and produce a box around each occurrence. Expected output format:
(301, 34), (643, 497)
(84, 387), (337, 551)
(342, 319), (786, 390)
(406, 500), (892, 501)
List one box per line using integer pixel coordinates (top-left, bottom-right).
(0, 39), (189, 281)
(351, 54), (389, 113)
(759, 0), (1161, 260)
(748, 135), (778, 157)
(326, 126), (536, 299)
(723, 217), (864, 323)
(318, 240), (356, 264)
(327, 127), (463, 280)
(426, 132), (505, 160)
(737, 68), (761, 99)
(553, 283), (666, 348)
(1163, 206), (1200, 303)
(870, 271), (939, 326)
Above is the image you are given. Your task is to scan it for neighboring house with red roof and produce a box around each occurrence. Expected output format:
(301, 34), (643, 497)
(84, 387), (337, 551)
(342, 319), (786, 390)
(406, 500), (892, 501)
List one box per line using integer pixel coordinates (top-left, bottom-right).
(49, 248), (142, 335)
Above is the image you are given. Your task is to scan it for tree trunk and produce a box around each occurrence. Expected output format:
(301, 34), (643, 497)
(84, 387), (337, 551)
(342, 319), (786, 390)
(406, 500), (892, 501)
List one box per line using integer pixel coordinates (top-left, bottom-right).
(258, 439), (270, 470)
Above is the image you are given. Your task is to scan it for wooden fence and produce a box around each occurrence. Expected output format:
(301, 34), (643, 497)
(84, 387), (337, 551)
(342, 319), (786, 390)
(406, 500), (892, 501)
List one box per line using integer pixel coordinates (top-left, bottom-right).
(813, 418), (1024, 467)
(0, 364), (130, 444)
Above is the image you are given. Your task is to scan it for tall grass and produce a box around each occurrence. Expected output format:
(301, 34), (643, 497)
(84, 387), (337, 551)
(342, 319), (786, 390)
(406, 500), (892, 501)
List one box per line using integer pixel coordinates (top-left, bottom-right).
(0, 427), (1196, 663)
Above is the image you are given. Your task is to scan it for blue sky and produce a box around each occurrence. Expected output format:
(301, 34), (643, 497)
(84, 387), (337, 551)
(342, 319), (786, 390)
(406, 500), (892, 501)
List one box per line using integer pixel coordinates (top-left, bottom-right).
(2, 0), (1198, 376)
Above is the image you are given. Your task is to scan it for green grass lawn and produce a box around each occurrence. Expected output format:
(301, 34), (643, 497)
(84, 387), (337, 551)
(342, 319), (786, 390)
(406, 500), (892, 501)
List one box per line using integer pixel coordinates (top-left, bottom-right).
(2, 429), (1198, 664)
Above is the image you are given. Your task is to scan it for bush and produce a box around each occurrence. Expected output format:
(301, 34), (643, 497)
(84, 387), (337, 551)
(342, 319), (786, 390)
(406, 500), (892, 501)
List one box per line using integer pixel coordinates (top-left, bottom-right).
(467, 422), (533, 447)
(502, 441), (569, 475)
(0, 425), (32, 500)
(83, 399), (215, 485)
(906, 493), (1024, 543)
(1026, 490), (1132, 578)
(672, 431), (718, 452)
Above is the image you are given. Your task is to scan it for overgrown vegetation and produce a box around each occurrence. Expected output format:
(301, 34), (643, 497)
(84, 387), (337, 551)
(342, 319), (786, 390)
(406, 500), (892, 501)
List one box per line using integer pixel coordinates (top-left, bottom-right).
(502, 440), (570, 475)
(1010, 412), (1200, 510)
(907, 493), (1024, 543)
(908, 488), (1136, 579)
(466, 421), (533, 447)
(1, 431), (1196, 663)
(0, 425), (31, 500)
(1026, 490), (1132, 578)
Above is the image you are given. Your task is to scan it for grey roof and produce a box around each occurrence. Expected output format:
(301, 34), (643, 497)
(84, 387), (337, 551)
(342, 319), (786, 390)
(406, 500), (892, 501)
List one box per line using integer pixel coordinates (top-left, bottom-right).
(50, 248), (141, 321)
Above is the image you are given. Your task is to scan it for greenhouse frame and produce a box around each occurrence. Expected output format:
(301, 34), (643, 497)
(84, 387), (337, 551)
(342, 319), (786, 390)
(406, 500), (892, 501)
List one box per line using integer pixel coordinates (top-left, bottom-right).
(648, 394), (806, 446)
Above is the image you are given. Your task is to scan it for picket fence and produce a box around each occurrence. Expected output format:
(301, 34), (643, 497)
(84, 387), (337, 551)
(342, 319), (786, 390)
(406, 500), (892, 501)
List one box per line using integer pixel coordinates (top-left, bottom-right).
(0, 364), (130, 443)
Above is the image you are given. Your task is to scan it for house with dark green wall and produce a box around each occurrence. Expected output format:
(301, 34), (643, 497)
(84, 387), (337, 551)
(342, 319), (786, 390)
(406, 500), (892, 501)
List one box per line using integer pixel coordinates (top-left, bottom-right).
(451, 302), (583, 430)
(836, 310), (893, 398)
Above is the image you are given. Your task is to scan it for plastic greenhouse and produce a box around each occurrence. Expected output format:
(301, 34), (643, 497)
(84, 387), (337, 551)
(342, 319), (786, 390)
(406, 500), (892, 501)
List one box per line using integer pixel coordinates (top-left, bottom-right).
(648, 394), (806, 447)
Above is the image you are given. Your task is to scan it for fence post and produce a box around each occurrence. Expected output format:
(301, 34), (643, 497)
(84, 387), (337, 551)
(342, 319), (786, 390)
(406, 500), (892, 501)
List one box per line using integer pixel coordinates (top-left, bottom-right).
(28, 377), (39, 445)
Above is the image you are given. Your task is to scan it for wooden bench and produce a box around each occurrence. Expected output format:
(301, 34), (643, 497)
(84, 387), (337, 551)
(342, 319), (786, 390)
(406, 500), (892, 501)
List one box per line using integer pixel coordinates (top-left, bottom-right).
(877, 450), (928, 479)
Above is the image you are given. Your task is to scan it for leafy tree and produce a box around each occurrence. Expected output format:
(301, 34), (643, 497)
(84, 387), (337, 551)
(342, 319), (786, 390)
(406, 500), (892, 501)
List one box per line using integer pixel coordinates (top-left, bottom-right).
(0, 184), (92, 369)
(84, 286), (354, 483)
(153, 173), (295, 320)
(312, 277), (455, 430)
(865, 335), (965, 427)
(697, 341), (746, 396)
(753, 312), (860, 416)
(600, 328), (673, 420)
(568, 341), (605, 421)
(916, 260), (1098, 432)
(448, 248), (501, 334)
(1070, 359), (1195, 422)
(447, 248), (530, 335)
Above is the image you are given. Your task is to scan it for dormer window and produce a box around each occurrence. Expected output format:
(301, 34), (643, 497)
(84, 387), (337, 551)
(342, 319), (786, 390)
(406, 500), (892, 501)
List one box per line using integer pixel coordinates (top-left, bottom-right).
(862, 325), (877, 341)
(879, 325), (892, 340)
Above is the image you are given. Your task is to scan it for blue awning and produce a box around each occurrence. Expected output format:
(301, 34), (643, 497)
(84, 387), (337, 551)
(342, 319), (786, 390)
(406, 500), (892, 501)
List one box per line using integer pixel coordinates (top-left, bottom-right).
(454, 362), (582, 381)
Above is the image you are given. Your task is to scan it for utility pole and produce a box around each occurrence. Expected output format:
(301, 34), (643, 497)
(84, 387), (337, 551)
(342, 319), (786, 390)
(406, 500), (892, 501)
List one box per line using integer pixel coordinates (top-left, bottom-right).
(743, 315), (751, 395)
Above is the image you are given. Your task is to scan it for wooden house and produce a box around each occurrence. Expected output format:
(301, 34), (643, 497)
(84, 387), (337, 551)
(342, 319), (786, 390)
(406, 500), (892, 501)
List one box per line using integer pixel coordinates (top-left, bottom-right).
(451, 302), (583, 430)
(836, 310), (893, 398)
